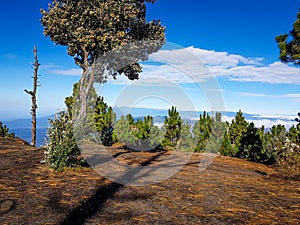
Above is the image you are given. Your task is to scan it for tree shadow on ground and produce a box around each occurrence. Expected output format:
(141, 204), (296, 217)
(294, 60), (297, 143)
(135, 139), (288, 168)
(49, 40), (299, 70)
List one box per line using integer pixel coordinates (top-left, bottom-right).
(60, 151), (165, 225)
(60, 182), (123, 225)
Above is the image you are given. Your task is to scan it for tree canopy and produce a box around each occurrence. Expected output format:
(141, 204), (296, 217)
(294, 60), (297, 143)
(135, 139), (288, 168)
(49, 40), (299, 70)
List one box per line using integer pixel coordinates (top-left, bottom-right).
(276, 9), (300, 65)
(41, 0), (165, 80)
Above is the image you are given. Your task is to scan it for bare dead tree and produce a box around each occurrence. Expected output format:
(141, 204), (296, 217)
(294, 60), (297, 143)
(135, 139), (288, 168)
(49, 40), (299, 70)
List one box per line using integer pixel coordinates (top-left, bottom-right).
(25, 46), (40, 146)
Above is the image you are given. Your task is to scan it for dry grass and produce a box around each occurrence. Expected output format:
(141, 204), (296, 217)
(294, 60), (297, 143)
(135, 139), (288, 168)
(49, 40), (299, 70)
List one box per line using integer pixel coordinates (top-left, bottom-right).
(0, 137), (299, 224)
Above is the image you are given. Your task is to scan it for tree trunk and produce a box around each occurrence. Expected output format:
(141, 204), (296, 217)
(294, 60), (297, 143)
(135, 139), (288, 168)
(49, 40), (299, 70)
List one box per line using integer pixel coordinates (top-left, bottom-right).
(25, 46), (40, 146)
(77, 48), (95, 121)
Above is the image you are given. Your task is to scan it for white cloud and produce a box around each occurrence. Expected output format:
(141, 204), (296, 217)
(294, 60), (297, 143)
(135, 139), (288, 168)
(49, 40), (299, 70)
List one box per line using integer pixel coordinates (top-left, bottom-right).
(252, 114), (296, 120)
(285, 94), (300, 102)
(50, 46), (300, 85)
(3, 53), (19, 60)
(51, 68), (82, 76)
(150, 46), (262, 67)
(237, 92), (266, 97)
(146, 46), (300, 85)
(285, 94), (300, 98)
(154, 123), (164, 129)
(247, 119), (295, 130)
(222, 115), (296, 129)
(218, 62), (300, 84)
(40, 64), (60, 70)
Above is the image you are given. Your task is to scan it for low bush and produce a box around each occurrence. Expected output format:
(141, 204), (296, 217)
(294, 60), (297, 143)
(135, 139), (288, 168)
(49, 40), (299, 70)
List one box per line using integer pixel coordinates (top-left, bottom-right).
(44, 111), (84, 170)
(0, 121), (14, 138)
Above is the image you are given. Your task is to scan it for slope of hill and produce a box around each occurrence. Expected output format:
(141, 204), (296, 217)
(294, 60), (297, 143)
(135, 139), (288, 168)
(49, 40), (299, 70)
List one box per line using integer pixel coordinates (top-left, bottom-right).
(0, 137), (299, 224)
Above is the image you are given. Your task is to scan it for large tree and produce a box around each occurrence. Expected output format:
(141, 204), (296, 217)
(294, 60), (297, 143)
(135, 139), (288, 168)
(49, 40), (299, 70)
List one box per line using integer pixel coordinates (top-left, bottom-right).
(276, 10), (300, 65)
(41, 0), (165, 118)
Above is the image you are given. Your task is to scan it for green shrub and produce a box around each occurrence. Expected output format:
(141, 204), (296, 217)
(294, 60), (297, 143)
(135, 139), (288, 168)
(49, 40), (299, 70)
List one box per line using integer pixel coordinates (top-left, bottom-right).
(275, 139), (300, 173)
(0, 121), (14, 138)
(177, 122), (196, 152)
(44, 111), (83, 170)
(237, 122), (263, 162)
(114, 115), (163, 151)
(162, 106), (182, 150)
(220, 131), (232, 156)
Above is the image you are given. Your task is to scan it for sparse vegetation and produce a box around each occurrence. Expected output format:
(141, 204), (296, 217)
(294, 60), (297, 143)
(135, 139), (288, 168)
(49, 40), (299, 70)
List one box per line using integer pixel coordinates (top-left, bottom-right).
(0, 121), (14, 138)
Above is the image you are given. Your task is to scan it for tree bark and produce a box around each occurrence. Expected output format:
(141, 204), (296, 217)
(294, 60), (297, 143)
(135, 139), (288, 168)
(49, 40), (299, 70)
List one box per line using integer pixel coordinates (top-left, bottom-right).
(25, 46), (40, 146)
(77, 47), (95, 121)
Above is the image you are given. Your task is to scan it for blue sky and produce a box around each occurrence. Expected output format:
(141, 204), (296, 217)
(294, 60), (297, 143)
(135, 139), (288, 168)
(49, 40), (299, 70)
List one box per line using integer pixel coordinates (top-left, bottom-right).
(0, 0), (300, 128)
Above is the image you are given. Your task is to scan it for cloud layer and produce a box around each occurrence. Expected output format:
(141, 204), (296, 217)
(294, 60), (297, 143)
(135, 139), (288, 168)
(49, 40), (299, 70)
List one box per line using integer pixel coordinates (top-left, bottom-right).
(222, 114), (296, 130)
(49, 46), (300, 85)
(148, 46), (300, 84)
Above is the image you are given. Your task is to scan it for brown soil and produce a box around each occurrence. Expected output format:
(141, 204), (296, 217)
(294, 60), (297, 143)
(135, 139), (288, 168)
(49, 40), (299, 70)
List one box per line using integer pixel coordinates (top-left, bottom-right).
(0, 137), (299, 225)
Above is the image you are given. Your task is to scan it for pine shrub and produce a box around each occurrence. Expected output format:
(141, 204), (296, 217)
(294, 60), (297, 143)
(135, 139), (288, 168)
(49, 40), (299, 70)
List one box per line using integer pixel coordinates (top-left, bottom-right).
(0, 121), (14, 138)
(44, 111), (83, 170)
(275, 140), (300, 173)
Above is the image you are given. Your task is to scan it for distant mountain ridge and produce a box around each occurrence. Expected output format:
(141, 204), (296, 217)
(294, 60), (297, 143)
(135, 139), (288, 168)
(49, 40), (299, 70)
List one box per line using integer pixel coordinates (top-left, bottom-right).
(3, 107), (296, 147)
(4, 116), (52, 129)
(4, 116), (52, 147)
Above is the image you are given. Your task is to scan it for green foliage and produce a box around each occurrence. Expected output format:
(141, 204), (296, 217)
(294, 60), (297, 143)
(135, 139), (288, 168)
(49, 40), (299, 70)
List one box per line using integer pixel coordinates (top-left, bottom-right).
(237, 122), (266, 163)
(64, 82), (79, 118)
(288, 123), (300, 145)
(263, 125), (286, 163)
(193, 112), (227, 153)
(44, 111), (83, 170)
(296, 112), (300, 124)
(135, 116), (153, 140)
(114, 115), (134, 146)
(94, 96), (116, 146)
(134, 116), (163, 150)
(0, 121), (14, 138)
(276, 10), (300, 65)
(220, 131), (231, 156)
(71, 83), (98, 120)
(162, 106), (182, 150)
(263, 120), (300, 172)
(228, 110), (248, 156)
(193, 111), (211, 152)
(177, 122), (196, 152)
(275, 139), (300, 173)
(206, 113), (227, 153)
(114, 114), (163, 151)
(41, 0), (165, 80)
(65, 82), (116, 145)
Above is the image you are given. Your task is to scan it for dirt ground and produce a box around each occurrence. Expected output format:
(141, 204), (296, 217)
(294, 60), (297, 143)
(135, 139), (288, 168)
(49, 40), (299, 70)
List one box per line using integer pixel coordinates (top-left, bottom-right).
(0, 137), (299, 225)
